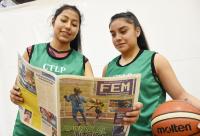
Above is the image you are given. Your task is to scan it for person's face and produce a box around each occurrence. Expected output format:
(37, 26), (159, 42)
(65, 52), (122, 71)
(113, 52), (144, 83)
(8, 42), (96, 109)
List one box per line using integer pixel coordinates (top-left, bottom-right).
(109, 18), (140, 53)
(74, 91), (79, 95)
(24, 113), (31, 119)
(53, 9), (80, 44)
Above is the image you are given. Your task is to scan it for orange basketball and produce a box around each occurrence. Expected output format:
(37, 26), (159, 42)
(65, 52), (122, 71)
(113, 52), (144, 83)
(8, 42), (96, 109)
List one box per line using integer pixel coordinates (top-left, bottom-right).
(151, 100), (200, 136)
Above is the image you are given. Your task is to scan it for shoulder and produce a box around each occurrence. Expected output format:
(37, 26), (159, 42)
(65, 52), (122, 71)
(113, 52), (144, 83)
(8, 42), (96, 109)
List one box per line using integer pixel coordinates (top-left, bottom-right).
(112, 55), (121, 62)
(107, 55), (120, 65)
(102, 65), (108, 77)
(102, 55), (120, 77)
(33, 43), (48, 49)
(25, 43), (48, 61)
(24, 44), (35, 62)
(154, 53), (171, 74)
(72, 50), (89, 63)
(154, 54), (170, 65)
(26, 43), (48, 55)
(71, 50), (84, 58)
(142, 50), (156, 56)
(26, 43), (48, 53)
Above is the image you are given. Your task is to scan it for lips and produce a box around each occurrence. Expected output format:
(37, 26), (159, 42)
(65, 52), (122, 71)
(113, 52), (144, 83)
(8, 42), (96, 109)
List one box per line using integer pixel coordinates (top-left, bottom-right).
(60, 31), (72, 36)
(115, 43), (126, 47)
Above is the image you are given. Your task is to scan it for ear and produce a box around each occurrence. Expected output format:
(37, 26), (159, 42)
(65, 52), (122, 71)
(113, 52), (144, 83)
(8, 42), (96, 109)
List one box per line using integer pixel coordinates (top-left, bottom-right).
(52, 21), (55, 27)
(136, 27), (141, 38)
(52, 18), (56, 26)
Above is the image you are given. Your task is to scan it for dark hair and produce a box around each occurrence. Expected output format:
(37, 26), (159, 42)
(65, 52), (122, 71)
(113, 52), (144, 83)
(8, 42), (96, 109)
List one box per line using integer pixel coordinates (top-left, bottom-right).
(109, 11), (149, 50)
(52, 4), (82, 52)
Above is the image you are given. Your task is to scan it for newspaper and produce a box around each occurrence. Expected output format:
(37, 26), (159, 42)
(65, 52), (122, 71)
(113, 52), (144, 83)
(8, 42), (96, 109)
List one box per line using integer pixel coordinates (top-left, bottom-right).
(17, 54), (141, 136)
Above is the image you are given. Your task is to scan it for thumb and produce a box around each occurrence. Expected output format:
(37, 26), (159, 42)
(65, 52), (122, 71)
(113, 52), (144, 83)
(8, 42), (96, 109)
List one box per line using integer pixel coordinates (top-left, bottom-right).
(13, 85), (20, 91)
(198, 123), (200, 129)
(133, 102), (143, 110)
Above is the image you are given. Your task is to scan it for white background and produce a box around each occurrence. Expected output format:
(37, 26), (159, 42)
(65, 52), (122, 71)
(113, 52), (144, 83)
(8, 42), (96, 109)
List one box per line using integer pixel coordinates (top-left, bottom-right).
(0, 0), (200, 135)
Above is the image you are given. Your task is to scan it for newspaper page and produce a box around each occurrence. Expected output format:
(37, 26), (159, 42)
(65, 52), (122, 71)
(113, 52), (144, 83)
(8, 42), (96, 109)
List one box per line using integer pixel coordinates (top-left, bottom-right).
(58, 74), (141, 136)
(17, 54), (58, 136)
(17, 54), (141, 136)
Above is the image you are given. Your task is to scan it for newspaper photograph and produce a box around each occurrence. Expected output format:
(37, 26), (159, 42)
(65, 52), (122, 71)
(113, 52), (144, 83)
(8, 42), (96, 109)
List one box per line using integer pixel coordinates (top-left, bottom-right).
(59, 75), (141, 136)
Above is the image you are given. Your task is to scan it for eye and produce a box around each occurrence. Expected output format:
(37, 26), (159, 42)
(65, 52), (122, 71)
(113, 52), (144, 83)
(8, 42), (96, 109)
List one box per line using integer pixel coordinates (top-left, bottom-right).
(120, 29), (127, 34)
(60, 18), (67, 23)
(111, 32), (116, 38)
(72, 23), (78, 27)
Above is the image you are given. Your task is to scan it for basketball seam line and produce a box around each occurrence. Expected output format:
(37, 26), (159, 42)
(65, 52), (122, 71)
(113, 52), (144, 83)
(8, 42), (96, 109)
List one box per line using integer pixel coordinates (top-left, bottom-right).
(151, 112), (200, 125)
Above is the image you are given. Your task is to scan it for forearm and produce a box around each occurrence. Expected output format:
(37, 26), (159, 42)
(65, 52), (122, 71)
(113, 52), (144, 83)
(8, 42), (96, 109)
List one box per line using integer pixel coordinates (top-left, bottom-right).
(178, 92), (200, 109)
(88, 106), (94, 110)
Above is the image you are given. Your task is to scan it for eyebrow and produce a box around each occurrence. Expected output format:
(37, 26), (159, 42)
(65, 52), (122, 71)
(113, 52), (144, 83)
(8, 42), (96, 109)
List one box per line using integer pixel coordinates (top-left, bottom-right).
(119, 26), (128, 30)
(61, 15), (79, 22)
(110, 26), (128, 33)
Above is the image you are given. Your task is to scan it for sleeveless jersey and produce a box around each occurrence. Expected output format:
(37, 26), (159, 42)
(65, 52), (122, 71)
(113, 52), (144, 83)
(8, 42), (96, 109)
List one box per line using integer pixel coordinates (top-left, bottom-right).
(13, 43), (85, 136)
(105, 50), (166, 136)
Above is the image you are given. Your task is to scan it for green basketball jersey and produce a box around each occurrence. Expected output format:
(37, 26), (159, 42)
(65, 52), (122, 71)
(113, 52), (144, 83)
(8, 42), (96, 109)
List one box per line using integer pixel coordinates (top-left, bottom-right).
(105, 50), (166, 136)
(13, 43), (85, 136)
(30, 43), (84, 75)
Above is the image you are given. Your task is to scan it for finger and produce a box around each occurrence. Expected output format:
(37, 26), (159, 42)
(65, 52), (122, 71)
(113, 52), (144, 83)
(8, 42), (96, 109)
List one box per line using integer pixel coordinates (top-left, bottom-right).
(10, 88), (21, 96)
(10, 97), (18, 104)
(10, 96), (18, 104)
(14, 95), (24, 102)
(123, 116), (138, 125)
(132, 102), (143, 110)
(10, 94), (23, 103)
(10, 93), (24, 103)
(11, 98), (23, 104)
(125, 110), (140, 117)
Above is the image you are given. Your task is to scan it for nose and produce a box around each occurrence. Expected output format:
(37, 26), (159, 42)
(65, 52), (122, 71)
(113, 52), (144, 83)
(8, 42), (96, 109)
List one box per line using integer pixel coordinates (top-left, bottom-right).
(64, 21), (71, 29)
(114, 33), (122, 42)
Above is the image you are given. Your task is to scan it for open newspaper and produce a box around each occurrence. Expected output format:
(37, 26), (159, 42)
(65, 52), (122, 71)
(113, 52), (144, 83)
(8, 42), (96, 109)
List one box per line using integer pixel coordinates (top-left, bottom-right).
(17, 54), (141, 136)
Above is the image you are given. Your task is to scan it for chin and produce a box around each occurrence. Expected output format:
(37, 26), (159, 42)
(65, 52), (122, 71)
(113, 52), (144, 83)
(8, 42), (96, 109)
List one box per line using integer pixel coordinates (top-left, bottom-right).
(117, 48), (128, 53)
(58, 37), (71, 43)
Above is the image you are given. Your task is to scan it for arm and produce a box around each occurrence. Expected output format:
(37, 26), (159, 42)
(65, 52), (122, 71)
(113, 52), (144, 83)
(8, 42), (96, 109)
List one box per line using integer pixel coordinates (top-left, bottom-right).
(84, 61), (94, 77)
(102, 65), (108, 77)
(64, 95), (70, 102)
(81, 96), (87, 103)
(87, 106), (95, 110)
(102, 64), (143, 125)
(154, 54), (200, 109)
(22, 50), (30, 62)
(10, 51), (29, 105)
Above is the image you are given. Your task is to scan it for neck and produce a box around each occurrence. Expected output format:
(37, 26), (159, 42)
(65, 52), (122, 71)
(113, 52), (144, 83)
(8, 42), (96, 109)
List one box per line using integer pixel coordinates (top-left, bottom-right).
(120, 46), (140, 65)
(50, 39), (71, 51)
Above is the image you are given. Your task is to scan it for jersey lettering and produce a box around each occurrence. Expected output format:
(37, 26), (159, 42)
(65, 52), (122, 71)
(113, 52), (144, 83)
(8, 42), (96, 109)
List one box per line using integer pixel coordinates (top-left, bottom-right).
(43, 64), (66, 73)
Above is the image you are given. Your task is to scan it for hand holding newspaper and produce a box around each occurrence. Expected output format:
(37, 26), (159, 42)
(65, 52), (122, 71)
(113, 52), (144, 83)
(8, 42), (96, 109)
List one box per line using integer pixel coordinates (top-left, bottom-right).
(17, 54), (141, 136)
